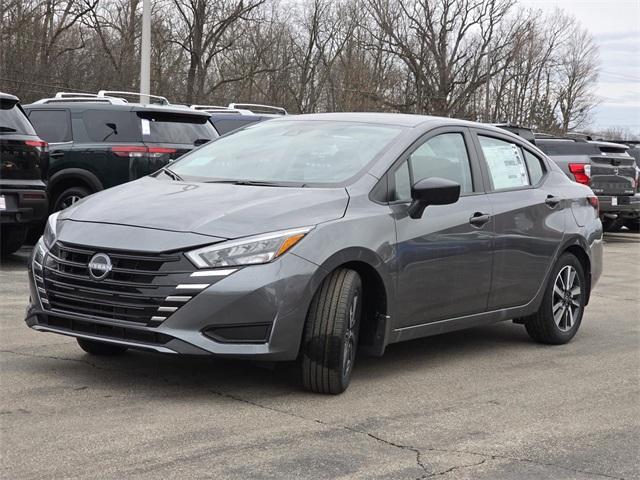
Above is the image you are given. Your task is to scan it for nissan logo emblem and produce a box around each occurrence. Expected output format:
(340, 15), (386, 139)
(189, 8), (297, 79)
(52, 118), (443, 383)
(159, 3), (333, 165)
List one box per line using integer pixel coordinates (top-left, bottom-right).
(88, 253), (112, 280)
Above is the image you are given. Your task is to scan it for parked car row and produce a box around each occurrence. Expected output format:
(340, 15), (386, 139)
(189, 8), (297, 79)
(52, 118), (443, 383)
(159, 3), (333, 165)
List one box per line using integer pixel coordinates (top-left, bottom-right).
(1, 90), (285, 254)
(497, 124), (640, 232)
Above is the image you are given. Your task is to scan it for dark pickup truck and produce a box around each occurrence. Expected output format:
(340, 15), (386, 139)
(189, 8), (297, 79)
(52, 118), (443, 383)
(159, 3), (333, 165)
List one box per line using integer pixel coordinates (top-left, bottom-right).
(535, 137), (639, 231)
(0, 92), (49, 255)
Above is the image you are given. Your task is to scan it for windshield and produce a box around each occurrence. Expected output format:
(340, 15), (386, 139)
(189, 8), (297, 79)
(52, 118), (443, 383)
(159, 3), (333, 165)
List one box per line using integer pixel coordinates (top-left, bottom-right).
(171, 120), (403, 185)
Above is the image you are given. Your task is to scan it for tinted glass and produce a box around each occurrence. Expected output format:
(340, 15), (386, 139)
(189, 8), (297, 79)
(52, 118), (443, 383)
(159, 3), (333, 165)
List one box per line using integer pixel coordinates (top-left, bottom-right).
(536, 140), (599, 156)
(410, 133), (473, 193)
(479, 136), (530, 190)
(522, 149), (545, 184)
(172, 120), (403, 185)
(0, 104), (36, 135)
(213, 118), (261, 135)
(83, 110), (140, 142)
(139, 112), (217, 144)
(28, 110), (71, 142)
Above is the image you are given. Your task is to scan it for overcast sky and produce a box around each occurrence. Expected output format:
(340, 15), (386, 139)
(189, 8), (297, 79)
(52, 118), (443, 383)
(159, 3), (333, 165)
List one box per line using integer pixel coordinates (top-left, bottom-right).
(527, 0), (640, 135)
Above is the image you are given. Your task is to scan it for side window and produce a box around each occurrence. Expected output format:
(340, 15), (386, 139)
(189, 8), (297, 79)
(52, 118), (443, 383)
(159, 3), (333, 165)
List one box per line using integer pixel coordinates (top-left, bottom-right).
(82, 110), (140, 142)
(392, 161), (411, 201)
(410, 133), (473, 194)
(479, 136), (530, 190)
(522, 148), (546, 185)
(28, 110), (71, 143)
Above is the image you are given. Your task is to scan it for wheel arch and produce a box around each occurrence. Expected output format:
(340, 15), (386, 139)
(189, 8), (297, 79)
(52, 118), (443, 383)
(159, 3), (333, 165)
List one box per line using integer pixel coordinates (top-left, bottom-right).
(48, 169), (103, 210)
(306, 247), (394, 357)
(562, 242), (592, 306)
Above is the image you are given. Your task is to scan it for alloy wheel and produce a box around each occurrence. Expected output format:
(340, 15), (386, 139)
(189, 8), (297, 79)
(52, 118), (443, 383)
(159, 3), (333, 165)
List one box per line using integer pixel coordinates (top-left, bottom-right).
(342, 293), (359, 377)
(60, 195), (82, 210)
(552, 265), (582, 332)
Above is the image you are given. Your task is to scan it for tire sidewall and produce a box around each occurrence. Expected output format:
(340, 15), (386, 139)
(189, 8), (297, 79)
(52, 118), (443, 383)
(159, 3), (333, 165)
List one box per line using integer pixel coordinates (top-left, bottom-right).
(338, 279), (363, 389)
(53, 187), (90, 212)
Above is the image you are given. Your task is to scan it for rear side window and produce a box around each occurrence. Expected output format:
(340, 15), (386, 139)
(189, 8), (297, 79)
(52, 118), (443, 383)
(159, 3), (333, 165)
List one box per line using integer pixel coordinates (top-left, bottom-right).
(28, 110), (71, 143)
(479, 136), (530, 190)
(139, 112), (217, 144)
(212, 118), (261, 135)
(522, 149), (545, 184)
(0, 103), (36, 135)
(82, 110), (140, 142)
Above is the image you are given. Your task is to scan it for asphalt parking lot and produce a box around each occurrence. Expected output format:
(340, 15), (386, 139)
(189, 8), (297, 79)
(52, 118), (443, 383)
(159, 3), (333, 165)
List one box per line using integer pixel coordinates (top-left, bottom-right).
(1, 233), (638, 480)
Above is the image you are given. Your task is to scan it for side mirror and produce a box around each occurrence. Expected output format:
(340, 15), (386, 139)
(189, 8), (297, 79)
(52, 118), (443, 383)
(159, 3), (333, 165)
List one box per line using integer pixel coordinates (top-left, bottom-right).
(407, 177), (461, 219)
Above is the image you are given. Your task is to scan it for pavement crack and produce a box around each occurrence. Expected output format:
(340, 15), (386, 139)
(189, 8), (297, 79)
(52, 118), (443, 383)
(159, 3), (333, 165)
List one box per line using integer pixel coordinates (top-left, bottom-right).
(422, 458), (487, 478)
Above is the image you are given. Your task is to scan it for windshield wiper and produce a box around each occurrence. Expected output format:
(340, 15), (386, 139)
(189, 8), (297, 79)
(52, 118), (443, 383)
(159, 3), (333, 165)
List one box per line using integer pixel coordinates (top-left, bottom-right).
(205, 179), (305, 187)
(0, 126), (17, 132)
(160, 167), (182, 181)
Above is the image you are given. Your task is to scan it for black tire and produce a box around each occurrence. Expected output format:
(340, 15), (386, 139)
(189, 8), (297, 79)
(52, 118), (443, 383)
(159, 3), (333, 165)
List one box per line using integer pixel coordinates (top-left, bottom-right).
(77, 338), (128, 356)
(524, 252), (586, 344)
(602, 216), (624, 232)
(624, 219), (640, 232)
(53, 186), (91, 212)
(301, 268), (362, 394)
(1, 226), (27, 257)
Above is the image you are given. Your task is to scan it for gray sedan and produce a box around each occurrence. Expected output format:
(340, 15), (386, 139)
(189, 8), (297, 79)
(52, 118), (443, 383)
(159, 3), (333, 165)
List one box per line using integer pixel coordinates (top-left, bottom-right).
(25, 113), (603, 394)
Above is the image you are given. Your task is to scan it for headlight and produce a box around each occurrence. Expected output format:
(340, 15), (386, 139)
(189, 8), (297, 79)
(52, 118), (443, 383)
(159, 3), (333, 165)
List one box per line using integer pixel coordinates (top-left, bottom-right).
(43, 212), (60, 249)
(186, 226), (313, 268)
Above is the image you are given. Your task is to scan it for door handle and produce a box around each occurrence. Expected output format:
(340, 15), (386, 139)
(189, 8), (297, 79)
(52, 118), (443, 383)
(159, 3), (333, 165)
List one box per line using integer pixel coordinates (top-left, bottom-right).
(469, 212), (491, 227)
(545, 195), (561, 208)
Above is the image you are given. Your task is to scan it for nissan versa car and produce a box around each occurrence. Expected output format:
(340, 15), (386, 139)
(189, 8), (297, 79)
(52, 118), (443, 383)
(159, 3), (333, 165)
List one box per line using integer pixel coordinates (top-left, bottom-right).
(25, 113), (603, 394)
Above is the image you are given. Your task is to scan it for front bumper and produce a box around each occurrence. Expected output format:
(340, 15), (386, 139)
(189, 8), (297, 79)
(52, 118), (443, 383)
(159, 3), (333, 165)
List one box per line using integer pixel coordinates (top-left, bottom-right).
(25, 241), (321, 361)
(598, 194), (640, 219)
(0, 182), (48, 226)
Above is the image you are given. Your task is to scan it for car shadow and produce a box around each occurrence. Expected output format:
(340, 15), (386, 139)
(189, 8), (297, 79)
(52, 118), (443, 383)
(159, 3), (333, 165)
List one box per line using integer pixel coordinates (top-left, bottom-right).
(23, 321), (535, 399)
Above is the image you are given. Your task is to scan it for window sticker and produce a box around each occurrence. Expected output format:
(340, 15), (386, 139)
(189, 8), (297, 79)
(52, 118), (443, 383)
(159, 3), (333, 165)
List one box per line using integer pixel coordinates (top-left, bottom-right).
(484, 143), (529, 189)
(141, 118), (151, 136)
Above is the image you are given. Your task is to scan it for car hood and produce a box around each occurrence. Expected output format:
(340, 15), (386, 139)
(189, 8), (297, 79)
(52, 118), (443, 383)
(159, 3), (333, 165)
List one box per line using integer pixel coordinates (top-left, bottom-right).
(61, 176), (349, 239)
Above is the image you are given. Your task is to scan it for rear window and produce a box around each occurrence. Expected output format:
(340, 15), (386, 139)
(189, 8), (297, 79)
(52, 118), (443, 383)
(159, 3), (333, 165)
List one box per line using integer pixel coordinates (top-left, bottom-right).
(28, 109), (72, 143)
(212, 118), (261, 135)
(0, 103), (36, 135)
(138, 112), (217, 144)
(82, 110), (140, 142)
(536, 140), (599, 156)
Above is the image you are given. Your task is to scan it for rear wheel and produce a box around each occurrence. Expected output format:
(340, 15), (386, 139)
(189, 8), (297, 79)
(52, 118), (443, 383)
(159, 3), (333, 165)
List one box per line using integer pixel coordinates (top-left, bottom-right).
(524, 253), (585, 344)
(1, 226), (27, 257)
(301, 268), (362, 394)
(77, 338), (128, 356)
(53, 186), (91, 211)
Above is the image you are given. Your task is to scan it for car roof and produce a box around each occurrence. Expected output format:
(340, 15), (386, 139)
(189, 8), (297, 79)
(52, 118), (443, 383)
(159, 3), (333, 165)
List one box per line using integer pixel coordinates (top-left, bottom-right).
(0, 91), (19, 103)
(22, 102), (210, 118)
(265, 112), (506, 131)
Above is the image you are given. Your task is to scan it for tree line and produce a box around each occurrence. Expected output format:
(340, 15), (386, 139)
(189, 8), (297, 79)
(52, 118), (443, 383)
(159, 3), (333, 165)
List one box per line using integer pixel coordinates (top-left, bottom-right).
(0, 0), (599, 133)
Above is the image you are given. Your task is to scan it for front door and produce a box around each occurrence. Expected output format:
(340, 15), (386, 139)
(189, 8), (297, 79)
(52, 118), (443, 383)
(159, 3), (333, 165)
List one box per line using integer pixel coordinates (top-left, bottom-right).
(392, 128), (493, 328)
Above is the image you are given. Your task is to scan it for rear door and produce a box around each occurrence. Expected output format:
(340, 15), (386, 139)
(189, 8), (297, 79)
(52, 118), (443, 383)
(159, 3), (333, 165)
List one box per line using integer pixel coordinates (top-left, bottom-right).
(589, 147), (637, 198)
(138, 110), (218, 174)
(472, 130), (565, 309)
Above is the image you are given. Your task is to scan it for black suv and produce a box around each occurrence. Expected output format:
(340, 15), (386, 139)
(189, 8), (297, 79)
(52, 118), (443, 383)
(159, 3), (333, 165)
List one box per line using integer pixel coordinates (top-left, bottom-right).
(0, 92), (49, 255)
(24, 92), (217, 211)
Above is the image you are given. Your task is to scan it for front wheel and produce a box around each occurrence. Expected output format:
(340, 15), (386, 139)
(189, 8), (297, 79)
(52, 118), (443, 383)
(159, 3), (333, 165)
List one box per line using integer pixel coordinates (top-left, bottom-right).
(53, 186), (91, 212)
(524, 253), (586, 344)
(301, 269), (362, 394)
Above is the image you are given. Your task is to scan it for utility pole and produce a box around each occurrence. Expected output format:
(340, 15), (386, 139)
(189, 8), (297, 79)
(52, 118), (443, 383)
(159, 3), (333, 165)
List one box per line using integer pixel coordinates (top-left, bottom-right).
(140, 0), (151, 105)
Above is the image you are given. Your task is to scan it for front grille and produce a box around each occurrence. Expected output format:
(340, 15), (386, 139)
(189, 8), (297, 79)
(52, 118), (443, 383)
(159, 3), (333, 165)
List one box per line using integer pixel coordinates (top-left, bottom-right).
(40, 242), (197, 325)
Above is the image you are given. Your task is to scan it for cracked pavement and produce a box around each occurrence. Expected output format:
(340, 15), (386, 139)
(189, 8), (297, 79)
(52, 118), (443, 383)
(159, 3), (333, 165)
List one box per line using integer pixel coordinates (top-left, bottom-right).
(1, 233), (639, 479)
